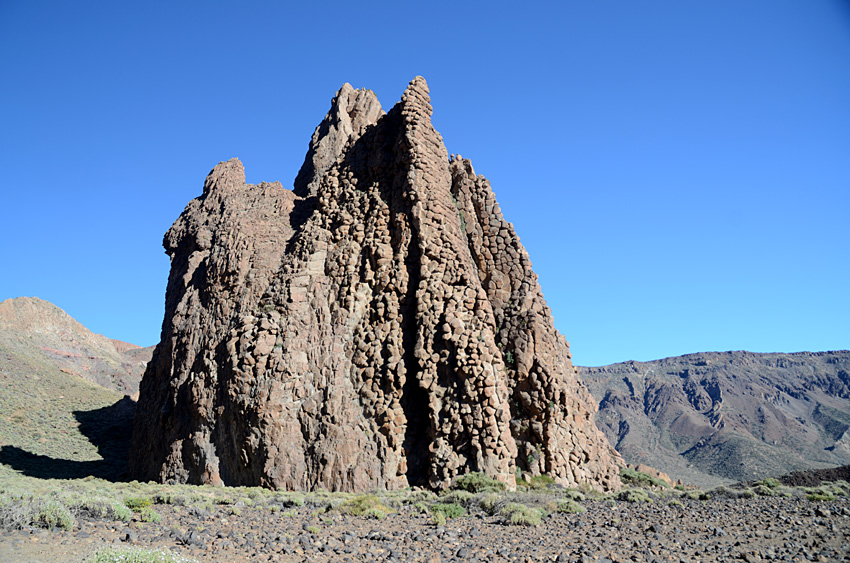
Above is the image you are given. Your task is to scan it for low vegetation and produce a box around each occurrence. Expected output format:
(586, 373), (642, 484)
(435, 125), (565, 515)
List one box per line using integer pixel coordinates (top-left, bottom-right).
(0, 463), (845, 535)
(620, 467), (670, 489)
(85, 546), (198, 563)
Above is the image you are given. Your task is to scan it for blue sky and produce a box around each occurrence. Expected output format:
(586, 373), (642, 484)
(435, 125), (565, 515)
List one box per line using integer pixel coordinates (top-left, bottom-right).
(1, 1), (848, 366)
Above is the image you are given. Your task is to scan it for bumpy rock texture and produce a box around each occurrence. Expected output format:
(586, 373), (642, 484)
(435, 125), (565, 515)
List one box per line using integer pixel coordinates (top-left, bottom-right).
(130, 77), (622, 492)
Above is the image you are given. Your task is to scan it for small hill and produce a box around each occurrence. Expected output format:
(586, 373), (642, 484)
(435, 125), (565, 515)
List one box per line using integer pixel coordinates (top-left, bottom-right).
(580, 350), (850, 487)
(0, 297), (153, 479)
(0, 296), (152, 394)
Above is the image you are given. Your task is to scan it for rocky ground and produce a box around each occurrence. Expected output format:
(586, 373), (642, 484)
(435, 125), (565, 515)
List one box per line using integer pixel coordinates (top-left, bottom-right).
(1, 495), (848, 563)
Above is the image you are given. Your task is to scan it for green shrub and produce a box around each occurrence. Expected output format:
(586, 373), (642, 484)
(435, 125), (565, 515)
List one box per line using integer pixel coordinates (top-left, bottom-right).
(154, 492), (176, 505)
(564, 489), (585, 502)
(500, 503), (545, 526)
(430, 502), (466, 520)
(74, 498), (132, 521)
(412, 502), (429, 515)
(440, 490), (474, 505)
(124, 497), (153, 512)
(279, 494), (304, 507)
(431, 510), (446, 526)
(761, 477), (781, 489)
(527, 475), (557, 489)
(331, 494), (392, 518)
(1, 498), (76, 530)
(34, 500), (75, 530)
(806, 489), (836, 502)
(138, 507), (161, 523)
(477, 493), (500, 515)
(822, 482), (849, 497)
(362, 507), (388, 519)
(620, 467), (670, 489)
(306, 525), (320, 534)
(453, 472), (506, 494)
(668, 499), (683, 507)
(556, 499), (585, 514)
(753, 484), (774, 497)
(737, 488), (755, 499)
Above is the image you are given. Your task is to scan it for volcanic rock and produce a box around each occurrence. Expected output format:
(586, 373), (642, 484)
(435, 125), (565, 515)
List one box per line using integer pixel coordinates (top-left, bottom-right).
(129, 77), (622, 492)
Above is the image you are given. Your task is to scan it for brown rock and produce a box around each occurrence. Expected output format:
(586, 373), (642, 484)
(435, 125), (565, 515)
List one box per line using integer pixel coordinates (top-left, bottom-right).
(129, 77), (622, 492)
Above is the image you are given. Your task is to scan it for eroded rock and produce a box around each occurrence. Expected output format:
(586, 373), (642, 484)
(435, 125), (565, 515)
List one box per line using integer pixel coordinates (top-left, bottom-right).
(129, 77), (622, 492)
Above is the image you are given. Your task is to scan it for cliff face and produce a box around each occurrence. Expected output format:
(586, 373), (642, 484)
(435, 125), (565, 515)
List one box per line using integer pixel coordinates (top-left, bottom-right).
(130, 77), (622, 492)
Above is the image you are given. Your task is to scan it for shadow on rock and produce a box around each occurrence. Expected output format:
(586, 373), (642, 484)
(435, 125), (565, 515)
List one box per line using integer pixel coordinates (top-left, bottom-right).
(0, 395), (135, 480)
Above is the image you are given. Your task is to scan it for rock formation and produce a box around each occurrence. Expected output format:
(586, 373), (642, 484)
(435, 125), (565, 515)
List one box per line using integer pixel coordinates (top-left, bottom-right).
(130, 77), (622, 492)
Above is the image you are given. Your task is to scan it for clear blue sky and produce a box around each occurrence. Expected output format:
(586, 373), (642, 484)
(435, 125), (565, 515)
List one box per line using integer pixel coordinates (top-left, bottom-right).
(1, 1), (848, 366)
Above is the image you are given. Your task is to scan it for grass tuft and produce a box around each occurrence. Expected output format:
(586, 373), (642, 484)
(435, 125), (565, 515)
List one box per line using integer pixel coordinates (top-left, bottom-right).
(429, 502), (466, 520)
(330, 494), (393, 519)
(500, 502), (545, 526)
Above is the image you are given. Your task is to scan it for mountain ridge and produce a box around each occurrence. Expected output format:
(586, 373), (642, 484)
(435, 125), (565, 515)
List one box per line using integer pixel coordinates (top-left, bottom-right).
(580, 349), (850, 487)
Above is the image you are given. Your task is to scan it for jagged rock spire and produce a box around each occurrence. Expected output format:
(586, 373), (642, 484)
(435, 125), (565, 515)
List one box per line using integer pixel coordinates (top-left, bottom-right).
(293, 83), (384, 198)
(130, 78), (623, 492)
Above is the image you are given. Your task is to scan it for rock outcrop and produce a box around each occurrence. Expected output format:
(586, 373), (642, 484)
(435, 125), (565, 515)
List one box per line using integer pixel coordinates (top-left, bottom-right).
(130, 77), (622, 492)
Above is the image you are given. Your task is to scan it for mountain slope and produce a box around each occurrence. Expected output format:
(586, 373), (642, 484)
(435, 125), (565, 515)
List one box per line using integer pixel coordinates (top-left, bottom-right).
(0, 297), (152, 394)
(0, 297), (152, 479)
(580, 350), (850, 487)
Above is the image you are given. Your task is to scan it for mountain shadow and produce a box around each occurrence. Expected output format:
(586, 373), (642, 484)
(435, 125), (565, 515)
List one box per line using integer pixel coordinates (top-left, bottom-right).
(0, 396), (135, 480)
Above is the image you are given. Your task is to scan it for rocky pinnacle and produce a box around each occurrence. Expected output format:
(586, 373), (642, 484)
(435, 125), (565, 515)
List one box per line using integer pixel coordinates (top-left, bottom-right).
(129, 77), (622, 492)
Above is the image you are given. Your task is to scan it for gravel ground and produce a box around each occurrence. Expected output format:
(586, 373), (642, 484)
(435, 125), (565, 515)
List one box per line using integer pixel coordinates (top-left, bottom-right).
(1, 496), (848, 563)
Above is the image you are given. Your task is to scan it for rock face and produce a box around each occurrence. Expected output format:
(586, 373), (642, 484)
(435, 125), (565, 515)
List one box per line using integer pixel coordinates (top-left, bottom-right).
(580, 350), (850, 487)
(130, 77), (622, 492)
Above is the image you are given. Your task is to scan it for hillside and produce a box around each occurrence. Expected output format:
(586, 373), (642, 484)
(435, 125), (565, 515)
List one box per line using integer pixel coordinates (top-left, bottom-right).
(580, 350), (850, 487)
(0, 297), (152, 479)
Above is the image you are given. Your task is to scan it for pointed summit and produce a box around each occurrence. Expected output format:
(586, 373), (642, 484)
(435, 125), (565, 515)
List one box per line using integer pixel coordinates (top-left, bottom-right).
(400, 76), (432, 117)
(293, 83), (384, 197)
(202, 158), (245, 197)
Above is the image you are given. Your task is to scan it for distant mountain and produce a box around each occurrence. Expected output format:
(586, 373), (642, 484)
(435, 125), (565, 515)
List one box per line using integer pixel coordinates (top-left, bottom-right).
(0, 297), (153, 479)
(580, 351), (850, 487)
(0, 296), (152, 395)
